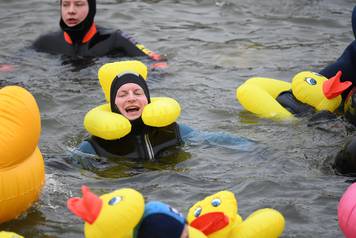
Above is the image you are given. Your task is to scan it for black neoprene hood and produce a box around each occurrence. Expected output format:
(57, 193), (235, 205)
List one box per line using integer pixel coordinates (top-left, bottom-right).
(59, 0), (96, 44)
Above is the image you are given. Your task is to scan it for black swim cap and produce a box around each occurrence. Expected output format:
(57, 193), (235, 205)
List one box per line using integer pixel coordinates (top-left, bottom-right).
(60, 0), (96, 44)
(136, 214), (184, 238)
(109, 73), (151, 114)
(135, 201), (186, 238)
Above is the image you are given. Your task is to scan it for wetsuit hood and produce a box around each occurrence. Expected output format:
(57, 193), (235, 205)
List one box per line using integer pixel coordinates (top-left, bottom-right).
(60, 0), (96, 44)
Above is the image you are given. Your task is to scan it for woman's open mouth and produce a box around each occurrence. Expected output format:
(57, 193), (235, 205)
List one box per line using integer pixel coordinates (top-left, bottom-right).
(125, 106), (140, 113)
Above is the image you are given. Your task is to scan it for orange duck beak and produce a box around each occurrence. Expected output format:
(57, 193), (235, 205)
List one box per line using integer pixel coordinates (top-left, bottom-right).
(190, 212), (229, 235)
(323, 71), (352, 99)
(67, 185), (103, 224)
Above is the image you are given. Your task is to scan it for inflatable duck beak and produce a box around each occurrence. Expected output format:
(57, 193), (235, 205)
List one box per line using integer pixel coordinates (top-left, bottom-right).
(190, 212), (229, 235)
(67, 185), (103, 224)
(323, 71), (352, 99)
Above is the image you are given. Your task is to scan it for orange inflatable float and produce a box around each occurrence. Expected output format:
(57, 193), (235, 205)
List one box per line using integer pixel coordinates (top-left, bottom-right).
(0, 86), (45, 223)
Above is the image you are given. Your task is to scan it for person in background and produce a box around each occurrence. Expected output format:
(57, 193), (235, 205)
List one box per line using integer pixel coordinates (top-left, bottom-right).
(319, 6), (356, 122)
(320, 6), (356, 98)
(33, 0), (164, 62)
(320, 6), (356, 177)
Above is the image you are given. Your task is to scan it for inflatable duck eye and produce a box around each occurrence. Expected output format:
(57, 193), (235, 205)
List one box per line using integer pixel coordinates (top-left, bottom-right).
(211, 198), (221, 207)
(108, 196), (123, 206)
(305, 77), (317, 85)
(194, 207), (202, 217)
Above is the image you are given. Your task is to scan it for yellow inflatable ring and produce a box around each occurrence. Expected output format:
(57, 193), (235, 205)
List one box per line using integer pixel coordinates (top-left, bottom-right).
(141, 97), (181, 127)
(84, 97), (181, 140)
(0, 86), (45, 223)
(84, 103), (132, 140)
(84, 60), (181, 140)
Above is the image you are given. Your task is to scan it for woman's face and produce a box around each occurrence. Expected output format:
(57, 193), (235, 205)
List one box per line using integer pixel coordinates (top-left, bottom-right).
(61, 0), (89, 27)
(115, 83), (148, 120)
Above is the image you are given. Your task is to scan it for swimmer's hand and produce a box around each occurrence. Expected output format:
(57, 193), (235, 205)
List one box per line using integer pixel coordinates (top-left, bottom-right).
(150, 61), (168, 70)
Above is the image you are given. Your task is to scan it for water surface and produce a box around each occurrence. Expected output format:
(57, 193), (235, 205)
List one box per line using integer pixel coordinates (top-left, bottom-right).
(0, 0), (355, 237)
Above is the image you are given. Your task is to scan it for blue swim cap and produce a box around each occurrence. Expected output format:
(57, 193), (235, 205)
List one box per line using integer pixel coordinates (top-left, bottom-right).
(135, 201), (185, 238)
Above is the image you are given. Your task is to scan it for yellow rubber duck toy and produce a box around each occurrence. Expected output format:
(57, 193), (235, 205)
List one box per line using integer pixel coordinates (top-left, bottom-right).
(0, 231), (24, 238)
(187, 191), (285, 238)
(236, 71), (352, 120)
(0, 86), (45, 224)
(67, 186), (144, 238)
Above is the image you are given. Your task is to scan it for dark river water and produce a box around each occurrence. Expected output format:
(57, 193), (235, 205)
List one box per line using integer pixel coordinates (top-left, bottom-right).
(1, 0), (356, 237)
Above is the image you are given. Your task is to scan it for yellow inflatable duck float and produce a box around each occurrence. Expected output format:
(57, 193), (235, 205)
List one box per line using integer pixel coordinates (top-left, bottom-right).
(67, 185), (144, 238)
(187, 191), (285, 238)
(0, 86), (45, 224)
(0, 231), (23, 238)
(236, 71), (352, 120)
(84, 60), (181, 140)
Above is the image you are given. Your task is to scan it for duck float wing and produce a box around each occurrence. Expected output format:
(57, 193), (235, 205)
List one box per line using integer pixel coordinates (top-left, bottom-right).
(231, 208), (285, 238)
(236, 77), (292, 119)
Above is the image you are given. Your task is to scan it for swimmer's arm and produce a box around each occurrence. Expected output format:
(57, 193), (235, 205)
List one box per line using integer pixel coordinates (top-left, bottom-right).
(32, 33), (57, 52)
(319, 42), (356, 84)
(178, 123), (254, 150)
(78, 141), (97, 155)
(178, 123), (194, 141)
(116, 31), (165, 61)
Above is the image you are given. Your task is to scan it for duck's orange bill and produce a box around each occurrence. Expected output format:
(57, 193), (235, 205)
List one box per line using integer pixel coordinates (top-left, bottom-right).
(67, 185), (103, 224)
(323, 71), (352, 99)
(190, 212), (229, 235)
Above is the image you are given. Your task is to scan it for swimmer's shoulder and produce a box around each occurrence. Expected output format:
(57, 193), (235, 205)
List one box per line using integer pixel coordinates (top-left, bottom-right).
(33, 31), (66, 52)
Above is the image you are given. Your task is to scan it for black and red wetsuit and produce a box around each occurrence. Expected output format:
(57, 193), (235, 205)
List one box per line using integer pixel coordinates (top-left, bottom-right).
(33, 23), (160, 59)
(33, 0), (162, 61)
